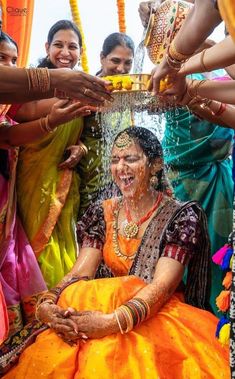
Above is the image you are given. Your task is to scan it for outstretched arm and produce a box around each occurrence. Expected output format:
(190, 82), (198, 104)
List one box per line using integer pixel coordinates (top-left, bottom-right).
(150, 0), (222, 93)
(0, 67), (112, 106)
(180, 36), (235, 75)
(0, 99), (92, 148)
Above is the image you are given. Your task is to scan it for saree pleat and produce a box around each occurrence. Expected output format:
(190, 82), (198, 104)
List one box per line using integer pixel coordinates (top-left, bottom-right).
(3, 277), (229, 379)
(16, 118), (83, 288)
(0, 115), (46, 336)
(162, 74), (234, 314)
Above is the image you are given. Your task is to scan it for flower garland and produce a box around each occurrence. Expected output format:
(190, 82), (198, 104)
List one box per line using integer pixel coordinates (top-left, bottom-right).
(69, 0), (89, 73)
(117, 0), (126, 33)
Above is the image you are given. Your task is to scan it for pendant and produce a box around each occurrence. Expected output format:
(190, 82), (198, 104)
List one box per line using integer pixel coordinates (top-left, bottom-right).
(123, 221), (139, 239)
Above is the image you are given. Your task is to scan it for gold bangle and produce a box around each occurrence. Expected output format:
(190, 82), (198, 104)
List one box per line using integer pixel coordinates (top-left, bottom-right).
(194, 79), (207, 98)
(39, 115), (56, 134)
(35, 299), (55, 322)
(78, 141), (88, 156)
(200, 49), (209, 72)
(169, 39), (192, 63)
(27, 68), (50, 93)
(25, 68), (31, 91)
(165, 53), (182, 71)
(114, 309), (125, 334)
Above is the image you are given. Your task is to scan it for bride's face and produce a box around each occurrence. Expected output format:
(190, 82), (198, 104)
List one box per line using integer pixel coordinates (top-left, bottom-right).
(46, 29), (81, 69)
(111, 140), (152, 201)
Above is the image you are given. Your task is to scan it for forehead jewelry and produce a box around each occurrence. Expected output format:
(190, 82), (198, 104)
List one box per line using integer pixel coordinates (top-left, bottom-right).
(114, 131), (132, 150)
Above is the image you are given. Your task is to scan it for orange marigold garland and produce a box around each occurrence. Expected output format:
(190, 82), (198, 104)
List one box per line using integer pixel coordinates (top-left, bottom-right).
(69, 0), (89, 73)
(117, 0), (126, 33)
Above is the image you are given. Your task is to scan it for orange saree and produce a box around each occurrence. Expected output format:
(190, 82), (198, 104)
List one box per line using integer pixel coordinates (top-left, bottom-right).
(2, 199), (230, 378)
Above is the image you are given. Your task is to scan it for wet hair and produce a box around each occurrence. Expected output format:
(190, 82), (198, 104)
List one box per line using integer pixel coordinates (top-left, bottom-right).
(96, 32), (135, 75)
(0, 31), (18, 52)
(38, 19), (82, 69)
(113, 127), (173, 195)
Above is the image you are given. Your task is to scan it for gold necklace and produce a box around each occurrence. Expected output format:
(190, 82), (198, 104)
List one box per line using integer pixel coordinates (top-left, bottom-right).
(123, 192), (163, 239)
(112, 199), (137, 261)
(112, 196), (167, 260)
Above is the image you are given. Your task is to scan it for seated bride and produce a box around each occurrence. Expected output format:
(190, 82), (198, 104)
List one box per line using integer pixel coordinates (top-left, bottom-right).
(0, 127), (229, 378)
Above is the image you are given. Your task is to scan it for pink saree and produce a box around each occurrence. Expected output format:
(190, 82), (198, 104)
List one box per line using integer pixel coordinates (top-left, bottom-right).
(0, 107), (46, 338)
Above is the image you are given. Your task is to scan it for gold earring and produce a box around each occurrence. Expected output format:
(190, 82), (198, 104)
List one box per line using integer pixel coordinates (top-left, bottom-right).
(150, 175), (158, 187)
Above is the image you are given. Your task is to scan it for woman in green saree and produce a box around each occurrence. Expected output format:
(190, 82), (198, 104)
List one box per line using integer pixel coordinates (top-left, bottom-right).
(13, 20), (94, 289)
(78, 32), (135, 215)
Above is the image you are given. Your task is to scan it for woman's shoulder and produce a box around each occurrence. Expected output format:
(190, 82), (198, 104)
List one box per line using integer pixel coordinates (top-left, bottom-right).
(163, 198), (207, 248)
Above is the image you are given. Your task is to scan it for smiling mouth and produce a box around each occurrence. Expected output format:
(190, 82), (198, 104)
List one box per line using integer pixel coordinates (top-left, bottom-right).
(58, 59), (72, 65)
(119, 176), (134, 187)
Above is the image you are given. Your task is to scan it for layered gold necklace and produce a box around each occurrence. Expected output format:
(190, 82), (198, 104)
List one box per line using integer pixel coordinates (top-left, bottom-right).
(112, 195), (164, 261)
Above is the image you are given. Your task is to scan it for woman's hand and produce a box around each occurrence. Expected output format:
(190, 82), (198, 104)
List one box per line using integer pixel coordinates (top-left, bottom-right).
(52, 69), (113, 107)
(36, 302), (67, 324)
(48, 99), (96, 130)
(149, 57), (180, 95)
(58, 144), (85, 170)
(68, 310), (117, 340)
(138, 1), (153, 27)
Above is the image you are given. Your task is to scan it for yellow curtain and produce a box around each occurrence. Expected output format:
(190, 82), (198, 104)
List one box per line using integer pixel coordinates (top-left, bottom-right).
(0, 0), (34, 67)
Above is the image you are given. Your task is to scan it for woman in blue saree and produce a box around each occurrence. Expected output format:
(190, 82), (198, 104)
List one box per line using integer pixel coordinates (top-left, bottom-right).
(162, 74), (234, 314)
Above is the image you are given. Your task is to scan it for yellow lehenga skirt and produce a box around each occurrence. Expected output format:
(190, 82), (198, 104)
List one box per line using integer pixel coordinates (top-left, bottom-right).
(3, 276), (229, 379)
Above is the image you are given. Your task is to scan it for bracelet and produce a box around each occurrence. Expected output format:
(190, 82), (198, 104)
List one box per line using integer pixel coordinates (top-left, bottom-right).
(26, 68), (50, 93)
(168, 39), (192, 63)
(39, 115), (56, 134)
(114, 309), (125, 334)
(165, 51), (182, 71)
(187, 79), (207, 99)
(78, 141), (88, 156)
(211, 102), (227, 116)
(115, 297), (151, 334)
(200, 49), (209, 72)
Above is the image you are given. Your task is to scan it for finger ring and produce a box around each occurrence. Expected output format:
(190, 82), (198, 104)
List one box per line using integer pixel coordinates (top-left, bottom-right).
(173, 95), (177, 101)
(83, 88), (89, 95)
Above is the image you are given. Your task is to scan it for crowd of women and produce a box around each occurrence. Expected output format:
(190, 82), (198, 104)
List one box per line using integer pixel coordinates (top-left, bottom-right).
(0, 0), (234, 377)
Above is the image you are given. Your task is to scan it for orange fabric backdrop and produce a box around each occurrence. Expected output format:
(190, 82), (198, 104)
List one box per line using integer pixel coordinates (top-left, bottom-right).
(0, 0), (34, 67)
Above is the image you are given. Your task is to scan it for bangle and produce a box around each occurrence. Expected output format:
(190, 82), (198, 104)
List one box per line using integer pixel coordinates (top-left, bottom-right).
(168, 39), (192, 63)
(165, 52), (182, 71)
(39, 115), (56, 134)
(114, 310), (125, 334)
(78, 141), (88, 156)
(26, 68), (50, 93)
(200, 49), (209, 72)
(187, 79), (207, 99)
(211, 102), (227, 116)
(35, 299), (55, 322)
